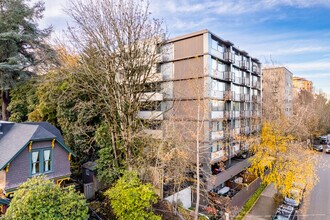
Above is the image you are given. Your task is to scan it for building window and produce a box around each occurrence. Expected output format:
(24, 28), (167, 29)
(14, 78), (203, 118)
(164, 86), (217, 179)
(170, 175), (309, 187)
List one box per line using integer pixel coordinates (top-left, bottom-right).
(212, 100), (225, 111)
(31, 149), (53, 175)
(212, 121), (223, 132)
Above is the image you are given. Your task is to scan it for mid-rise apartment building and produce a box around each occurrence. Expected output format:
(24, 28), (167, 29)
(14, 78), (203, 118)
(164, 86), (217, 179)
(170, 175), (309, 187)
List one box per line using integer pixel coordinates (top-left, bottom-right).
(139, 30), (262, 192)
(262, 67), (293, 117)
(292, 77), (313, 94)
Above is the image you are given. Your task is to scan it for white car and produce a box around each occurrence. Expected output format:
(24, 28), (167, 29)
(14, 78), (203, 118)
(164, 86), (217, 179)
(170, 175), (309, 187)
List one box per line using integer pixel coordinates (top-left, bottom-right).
(284, 188), (303, 209)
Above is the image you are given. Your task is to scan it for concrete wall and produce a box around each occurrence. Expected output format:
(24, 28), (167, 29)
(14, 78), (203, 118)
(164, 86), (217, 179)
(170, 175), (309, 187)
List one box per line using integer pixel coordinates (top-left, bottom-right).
(165, 187), (192, 209)
(5, 141), (71, 190)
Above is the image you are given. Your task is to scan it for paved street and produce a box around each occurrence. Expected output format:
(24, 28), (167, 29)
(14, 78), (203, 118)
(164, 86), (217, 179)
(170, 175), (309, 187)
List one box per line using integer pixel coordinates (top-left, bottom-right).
(302, 152), (330, 220)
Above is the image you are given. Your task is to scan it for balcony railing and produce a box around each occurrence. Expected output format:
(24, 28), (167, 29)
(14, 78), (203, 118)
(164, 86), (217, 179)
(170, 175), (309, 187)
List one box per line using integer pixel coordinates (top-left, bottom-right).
(240, 110), (246, 118)
(252, 81), (261, 90)
(224, 91), (233, 100)
(211, 90), (224, 99)
(211, 131), (224, 140)
(211, 111), (224, 119)
(242, 77), (250, 86)
(234, 93), (241, 101)
(224, 51), (234, 63)
(252, 95), (261, 103)
(234, 77), (242, 84)
(252, 65), (260, 75)
(211, 150), (226, 161)
(239, 61), (249, 70)
(213, 70), (225, 80)
(252, 111), (261, 117)
(224, 111), (233, 120)
(232, 111), (241, 118)
(225, 71), (235, 82)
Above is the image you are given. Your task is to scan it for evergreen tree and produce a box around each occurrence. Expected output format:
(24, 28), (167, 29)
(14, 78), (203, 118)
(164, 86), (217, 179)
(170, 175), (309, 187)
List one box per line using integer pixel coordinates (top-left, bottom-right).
(0, 0), (53, 120)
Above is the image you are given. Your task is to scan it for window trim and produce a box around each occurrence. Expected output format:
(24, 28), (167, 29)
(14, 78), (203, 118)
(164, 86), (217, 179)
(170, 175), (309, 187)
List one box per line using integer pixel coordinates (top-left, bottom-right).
(30, 148), (54, 176)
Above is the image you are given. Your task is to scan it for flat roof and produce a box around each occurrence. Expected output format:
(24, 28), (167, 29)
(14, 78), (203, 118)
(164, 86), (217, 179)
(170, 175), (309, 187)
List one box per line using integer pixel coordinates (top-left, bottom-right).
(262, 66), (294, 75)
(166, 29), (260, 62)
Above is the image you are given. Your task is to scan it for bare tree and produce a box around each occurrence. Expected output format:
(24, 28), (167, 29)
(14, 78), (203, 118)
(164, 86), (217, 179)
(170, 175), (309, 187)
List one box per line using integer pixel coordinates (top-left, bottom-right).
(65, 0), (165, 174)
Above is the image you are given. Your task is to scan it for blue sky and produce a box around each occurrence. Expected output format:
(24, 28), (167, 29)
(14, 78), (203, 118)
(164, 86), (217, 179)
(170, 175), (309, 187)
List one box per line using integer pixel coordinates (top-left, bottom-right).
(38, 0), (330, 96)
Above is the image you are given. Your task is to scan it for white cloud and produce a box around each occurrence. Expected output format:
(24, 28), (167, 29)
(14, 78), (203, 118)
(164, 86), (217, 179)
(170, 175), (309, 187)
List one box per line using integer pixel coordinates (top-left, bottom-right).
(151, 0), (330, 16)
(298, 73), (330, 79)
(286, 60), (330, 71)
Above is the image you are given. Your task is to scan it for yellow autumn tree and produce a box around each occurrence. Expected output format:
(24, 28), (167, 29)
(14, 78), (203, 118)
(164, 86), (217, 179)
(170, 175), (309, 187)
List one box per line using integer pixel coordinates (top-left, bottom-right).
(248, 122), (319, 196)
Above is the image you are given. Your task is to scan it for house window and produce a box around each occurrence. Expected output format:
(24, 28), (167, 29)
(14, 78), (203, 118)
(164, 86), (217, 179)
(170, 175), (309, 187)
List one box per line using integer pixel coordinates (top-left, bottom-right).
(31, 151), (40, 175)
(31, 149), (53, 175)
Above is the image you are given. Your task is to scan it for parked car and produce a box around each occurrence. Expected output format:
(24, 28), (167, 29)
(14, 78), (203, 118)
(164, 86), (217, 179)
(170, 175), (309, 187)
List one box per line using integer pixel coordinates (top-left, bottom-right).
(312, 145), (323, 152)
(325, 145), (330, 154)
(284, 188), (303, 209)
(319, 136), (328, 144)
(272, 204), (297, 220)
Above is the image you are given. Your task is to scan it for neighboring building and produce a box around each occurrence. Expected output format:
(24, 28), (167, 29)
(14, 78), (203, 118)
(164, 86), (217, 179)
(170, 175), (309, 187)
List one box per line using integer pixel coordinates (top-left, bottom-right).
(262, 67), (293, 117)
(139, 30), (262, 195)
(292, 77), (313, 94)
(0, 121), (75, 212)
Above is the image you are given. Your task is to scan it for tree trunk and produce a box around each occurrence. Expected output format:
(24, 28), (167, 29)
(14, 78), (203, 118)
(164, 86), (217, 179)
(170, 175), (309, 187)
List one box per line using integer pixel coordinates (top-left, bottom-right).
(194, 102), (200, 220)
(1, 90), (10, 121)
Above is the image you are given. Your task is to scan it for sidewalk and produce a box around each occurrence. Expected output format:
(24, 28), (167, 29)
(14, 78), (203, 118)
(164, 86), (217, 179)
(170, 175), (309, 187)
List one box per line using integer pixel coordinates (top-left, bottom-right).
(244, 184), (278, 220)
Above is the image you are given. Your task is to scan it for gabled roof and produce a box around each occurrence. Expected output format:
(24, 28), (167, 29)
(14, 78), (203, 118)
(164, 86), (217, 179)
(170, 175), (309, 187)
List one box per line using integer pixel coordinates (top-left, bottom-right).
(0, 121), (74, 170)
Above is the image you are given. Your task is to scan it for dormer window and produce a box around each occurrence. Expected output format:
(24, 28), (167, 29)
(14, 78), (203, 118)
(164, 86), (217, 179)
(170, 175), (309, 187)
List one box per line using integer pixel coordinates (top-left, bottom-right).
(31, 149), (53, 175)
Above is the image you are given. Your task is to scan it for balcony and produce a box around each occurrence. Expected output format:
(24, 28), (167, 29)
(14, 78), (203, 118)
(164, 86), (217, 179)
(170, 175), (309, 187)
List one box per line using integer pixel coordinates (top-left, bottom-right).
(234, 93), (241, 101)
(225, 71), (235, 82)
(252, 95), (261, 103)
(234, 77), (242, 84)
(224, 91), (233, 100)
(211, 150), (226, 163)
(232, 111), (240, 118)
(252, 65), (260, 75)
(251, 81), (261, 90)
(257, 125), (261, 132)
(224, 51), (234, 63)
(233, 128), (240, 135)
(138, 111), (163, 120)
(211, 111), (224, 119)
(242, 77), (250, 86)
(212, 70), (225, 80)
(252, 111), (261, 117)
(224, 111), (233, 120)
(211, 90), (224, 99)
(211, 131), (224, 140)
(240, 127), (250, 135)
(239, 61), (249, 70)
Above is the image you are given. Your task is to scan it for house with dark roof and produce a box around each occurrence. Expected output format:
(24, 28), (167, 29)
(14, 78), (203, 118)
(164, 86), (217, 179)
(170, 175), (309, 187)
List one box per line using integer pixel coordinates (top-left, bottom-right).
(0, 121), (75, 214)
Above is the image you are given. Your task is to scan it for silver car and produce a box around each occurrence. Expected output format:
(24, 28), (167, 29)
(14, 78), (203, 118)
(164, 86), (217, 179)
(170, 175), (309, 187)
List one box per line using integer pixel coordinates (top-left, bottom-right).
(325, 145), (330, 154)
